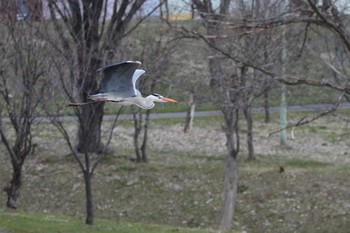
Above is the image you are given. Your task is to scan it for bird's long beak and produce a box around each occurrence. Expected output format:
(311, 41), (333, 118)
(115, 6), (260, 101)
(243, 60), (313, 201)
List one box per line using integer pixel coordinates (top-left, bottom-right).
(161, 97), (177, 103)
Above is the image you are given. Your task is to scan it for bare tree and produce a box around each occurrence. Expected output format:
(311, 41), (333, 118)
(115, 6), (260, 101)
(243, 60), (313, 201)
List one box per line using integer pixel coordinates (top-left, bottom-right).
(40, 1), (162, 224)
(127, 24), (178, 162)
(45, 0), (160, 154)
(191, 0), (350, 137)
(234, 0), (282, 159)
(42, 46), (102, 224)
(175, 0), (300, 230)
(0, 20), (47, 208)
(189, 0), (240, 231)
(188, 0), (282, 228)
(246, 0), (350, 110)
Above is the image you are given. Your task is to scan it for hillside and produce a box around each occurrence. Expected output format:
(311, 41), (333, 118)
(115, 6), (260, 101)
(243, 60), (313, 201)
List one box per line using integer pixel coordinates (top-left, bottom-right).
(0, 112), (350, 232)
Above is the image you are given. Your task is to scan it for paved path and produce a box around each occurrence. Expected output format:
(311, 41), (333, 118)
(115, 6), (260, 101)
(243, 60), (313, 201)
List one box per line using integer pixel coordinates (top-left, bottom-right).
(27, 103), (350, 123)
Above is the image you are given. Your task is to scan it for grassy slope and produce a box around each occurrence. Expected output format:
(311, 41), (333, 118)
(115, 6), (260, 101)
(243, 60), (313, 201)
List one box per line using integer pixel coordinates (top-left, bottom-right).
(0, 113), (350, 233)
(0, 211), (215, 233)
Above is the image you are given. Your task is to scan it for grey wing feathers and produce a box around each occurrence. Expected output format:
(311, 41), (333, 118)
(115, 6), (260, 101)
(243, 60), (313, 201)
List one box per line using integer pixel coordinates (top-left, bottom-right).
(97, 61), (142, 98)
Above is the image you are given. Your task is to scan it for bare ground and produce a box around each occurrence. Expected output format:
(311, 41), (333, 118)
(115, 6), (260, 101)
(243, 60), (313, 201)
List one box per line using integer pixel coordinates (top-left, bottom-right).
(0, 112), (349, 232)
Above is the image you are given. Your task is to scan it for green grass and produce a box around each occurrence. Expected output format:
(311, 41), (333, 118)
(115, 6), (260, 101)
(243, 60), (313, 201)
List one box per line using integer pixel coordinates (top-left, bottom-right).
(0, 211), (215, 233)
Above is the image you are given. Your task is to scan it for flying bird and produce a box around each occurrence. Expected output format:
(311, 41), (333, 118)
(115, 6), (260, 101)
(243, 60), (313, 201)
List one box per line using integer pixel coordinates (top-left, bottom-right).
(67, 61), (177, 109)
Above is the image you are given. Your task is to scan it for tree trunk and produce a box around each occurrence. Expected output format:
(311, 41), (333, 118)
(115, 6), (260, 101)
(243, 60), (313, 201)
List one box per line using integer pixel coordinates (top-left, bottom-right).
(217, 152), (238, 231)
(139, 78), (157, 163)
(243, 107), (255, 160)
(184, 91), (196, 133)
(217, 105), (239, 231)
(264, 91), (270, 123)
(209, 57), (224, 88)
(77, 103), (105, 153)
(217, 117), (239, 231)
(141, 109), (151, 162)
(132, 109), (142, 162)
(84, 170), (94, 225)
(4, 162), (22, 209)
(280, 83), (288, 146)
(280, 24), (288, 146)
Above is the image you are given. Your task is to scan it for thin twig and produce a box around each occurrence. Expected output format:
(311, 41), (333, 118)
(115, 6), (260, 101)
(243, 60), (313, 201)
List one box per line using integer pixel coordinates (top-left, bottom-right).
(103, 106), (125, 154)
(267, 93), (345, 138)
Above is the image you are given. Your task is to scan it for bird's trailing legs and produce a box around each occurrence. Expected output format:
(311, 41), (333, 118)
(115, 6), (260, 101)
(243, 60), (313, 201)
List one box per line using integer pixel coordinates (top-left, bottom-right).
(66, 98), (108, 107)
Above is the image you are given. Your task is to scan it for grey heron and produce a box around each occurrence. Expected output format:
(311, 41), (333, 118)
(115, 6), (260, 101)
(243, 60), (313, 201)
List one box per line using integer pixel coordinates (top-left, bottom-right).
(67, 61), (177, 109)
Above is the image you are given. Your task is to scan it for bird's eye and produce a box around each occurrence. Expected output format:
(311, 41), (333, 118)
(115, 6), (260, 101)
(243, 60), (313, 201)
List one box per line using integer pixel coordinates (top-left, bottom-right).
(152, 93), (160, 97)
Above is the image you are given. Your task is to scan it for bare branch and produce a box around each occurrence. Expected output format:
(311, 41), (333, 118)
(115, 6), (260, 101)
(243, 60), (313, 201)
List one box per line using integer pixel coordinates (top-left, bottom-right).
(125, 2), (163, 37)
(267, 92), (345, 138)
(276, 76), (350, 93)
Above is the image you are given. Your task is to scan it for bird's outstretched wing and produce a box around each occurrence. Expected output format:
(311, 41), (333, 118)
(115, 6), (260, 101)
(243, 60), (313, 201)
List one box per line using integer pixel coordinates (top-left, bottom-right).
(132, 69), (146, 96)
(97, 61), (142, 98)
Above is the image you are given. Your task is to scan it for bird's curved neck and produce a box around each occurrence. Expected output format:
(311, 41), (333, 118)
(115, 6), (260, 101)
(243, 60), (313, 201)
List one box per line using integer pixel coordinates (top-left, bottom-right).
(137, 96), (155, 109)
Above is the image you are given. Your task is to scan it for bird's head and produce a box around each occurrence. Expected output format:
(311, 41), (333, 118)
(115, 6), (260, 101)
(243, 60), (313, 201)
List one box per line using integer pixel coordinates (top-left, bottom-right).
(148, 93), (177, 103)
